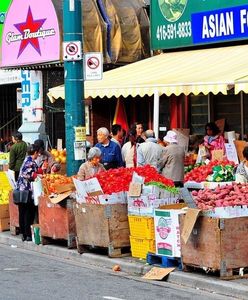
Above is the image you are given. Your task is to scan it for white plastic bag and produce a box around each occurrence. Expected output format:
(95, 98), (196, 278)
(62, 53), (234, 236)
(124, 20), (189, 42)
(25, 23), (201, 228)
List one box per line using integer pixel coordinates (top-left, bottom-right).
(32, 177), (43, 206)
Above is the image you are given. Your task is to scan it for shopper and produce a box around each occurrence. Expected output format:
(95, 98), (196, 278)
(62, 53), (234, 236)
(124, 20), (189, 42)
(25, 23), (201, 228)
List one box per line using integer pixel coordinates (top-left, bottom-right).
(34, 139), (60, 173)
(9, 131), (27, 181)
(111, 124), (123, 148)
(160, 130), (185, 187)
(235, 146), (248, 183)
(203, 122), (225, 160)
(95, 127), (123, 170)
(16, 144), (41, 241)
(137, 129), (164, 171)
(130, 122), (146, 143)
(122, 129), (138, 168)
(77, 147), (106, 180)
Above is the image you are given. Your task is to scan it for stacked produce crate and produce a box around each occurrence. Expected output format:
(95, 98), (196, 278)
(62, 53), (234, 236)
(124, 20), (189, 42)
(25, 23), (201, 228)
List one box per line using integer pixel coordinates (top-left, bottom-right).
(128, 184), (179, 259)
(128, 215), (155, 259)
(0, 171), (11, 231)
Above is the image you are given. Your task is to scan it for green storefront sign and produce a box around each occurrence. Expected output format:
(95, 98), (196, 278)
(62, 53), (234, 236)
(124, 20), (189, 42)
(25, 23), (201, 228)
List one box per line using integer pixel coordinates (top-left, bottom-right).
(0, 0), (12, 48)
(151, 0), (248, 50)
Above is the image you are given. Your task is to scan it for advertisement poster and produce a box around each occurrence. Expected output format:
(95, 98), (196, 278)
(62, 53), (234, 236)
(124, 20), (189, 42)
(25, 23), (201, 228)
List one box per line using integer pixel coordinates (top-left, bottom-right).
(1, 0), (60, 67)
(21, 70), (43, 122)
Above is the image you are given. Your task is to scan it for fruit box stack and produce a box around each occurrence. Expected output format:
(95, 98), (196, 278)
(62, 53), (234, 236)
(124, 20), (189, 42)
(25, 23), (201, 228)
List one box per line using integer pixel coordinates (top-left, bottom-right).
(0, 171), (12, 205)
(154, 206), (185, 257)
(127, 184), (179, 216)
(0, 204), (10, 232)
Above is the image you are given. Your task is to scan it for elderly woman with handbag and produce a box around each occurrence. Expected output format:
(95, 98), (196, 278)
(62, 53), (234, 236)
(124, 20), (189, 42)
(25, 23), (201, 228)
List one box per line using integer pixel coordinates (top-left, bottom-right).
(14, 144), (42, 241)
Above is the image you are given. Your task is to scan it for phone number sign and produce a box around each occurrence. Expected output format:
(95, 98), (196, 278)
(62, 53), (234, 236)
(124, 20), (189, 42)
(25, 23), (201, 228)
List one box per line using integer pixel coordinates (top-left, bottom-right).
(151, 0), (248, 50)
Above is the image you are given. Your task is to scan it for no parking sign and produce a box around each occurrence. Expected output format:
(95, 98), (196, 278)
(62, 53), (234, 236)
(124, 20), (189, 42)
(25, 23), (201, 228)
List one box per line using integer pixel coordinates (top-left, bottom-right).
(63, 41), (82, 61)
(84, 52), (103, 81)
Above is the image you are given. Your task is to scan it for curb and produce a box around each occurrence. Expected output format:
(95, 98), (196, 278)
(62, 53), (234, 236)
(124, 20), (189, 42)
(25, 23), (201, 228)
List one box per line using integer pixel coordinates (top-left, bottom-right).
(1, 232), (248, 300)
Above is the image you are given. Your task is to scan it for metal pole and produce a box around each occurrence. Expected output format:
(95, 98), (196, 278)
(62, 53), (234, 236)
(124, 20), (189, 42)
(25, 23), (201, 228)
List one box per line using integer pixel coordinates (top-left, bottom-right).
(153, 90), (160, 139)
(63, 0), (85, 176)
(240, 91), (244, 140)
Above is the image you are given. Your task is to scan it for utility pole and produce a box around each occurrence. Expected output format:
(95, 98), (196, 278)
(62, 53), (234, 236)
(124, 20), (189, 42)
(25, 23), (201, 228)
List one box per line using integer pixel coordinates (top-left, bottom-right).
(63, 0), (85, 176)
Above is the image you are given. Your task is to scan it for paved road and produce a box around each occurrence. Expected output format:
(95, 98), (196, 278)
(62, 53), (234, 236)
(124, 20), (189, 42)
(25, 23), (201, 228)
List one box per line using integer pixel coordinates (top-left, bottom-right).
(0, 244), (236, 300)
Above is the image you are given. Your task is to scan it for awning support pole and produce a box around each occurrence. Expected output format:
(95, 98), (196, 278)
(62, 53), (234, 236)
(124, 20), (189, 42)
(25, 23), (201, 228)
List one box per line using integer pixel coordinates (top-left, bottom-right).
(153, 90), (160, 139)
(241, 91), (244, 139)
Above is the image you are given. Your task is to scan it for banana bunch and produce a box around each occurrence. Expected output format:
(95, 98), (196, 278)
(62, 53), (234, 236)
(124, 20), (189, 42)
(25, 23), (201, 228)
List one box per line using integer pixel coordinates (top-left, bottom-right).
(0, 190), (9, 204)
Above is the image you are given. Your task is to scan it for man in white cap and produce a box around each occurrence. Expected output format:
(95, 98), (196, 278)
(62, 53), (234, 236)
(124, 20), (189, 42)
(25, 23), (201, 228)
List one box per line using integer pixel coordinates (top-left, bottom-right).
(160, 130), (185, 187)
(137, 129), (164, 171)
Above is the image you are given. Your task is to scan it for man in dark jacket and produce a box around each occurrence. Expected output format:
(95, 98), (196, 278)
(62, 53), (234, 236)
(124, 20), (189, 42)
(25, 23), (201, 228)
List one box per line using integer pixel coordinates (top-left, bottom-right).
(9, 132), (27, 181)
(95, 127), (123, 170)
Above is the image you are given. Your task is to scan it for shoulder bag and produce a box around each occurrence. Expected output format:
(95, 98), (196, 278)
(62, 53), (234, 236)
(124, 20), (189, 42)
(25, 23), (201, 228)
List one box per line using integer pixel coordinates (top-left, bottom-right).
(13, 189), (31, 205)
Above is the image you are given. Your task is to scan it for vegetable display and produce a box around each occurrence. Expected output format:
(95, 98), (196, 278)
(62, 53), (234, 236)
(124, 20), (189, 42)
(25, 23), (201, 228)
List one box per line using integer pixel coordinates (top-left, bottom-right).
(192, 183), (248, 210)
(184, 162), (205, 174)
(94, 165), (175, 194)
(184, 160), (236, 183)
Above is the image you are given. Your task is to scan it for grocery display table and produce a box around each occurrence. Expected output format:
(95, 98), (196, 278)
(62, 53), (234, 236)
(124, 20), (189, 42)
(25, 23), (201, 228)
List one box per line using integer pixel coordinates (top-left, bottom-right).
(9, 191), (19, 235)
(180, 215), (248, 279)
(73, 203), (130, 257)
(38, 195), (76, 248)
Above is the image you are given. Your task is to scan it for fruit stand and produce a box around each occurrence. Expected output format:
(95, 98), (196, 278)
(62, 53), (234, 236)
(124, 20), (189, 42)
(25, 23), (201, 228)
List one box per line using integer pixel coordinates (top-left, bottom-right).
(73, 165), (179, 259)
(181, 158), (248, 279)
(38, 174), (76, 248)
(39, 195), (76, 248)
(180, 214), (248, 279)
(73, 203), (130, 257)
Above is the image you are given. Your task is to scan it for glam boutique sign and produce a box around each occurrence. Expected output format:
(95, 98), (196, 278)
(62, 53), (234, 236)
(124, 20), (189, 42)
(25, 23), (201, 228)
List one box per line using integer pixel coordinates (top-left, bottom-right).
(1, 0), (60, 67)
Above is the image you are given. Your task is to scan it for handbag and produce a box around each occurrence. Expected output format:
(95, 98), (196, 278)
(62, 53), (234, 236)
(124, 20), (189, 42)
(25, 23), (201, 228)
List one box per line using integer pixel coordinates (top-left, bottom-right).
(13, 189), (31, 205)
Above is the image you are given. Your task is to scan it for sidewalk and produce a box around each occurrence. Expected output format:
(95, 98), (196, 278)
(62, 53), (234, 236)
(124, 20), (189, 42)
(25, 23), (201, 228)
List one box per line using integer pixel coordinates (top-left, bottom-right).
(0, 231), (248, 300)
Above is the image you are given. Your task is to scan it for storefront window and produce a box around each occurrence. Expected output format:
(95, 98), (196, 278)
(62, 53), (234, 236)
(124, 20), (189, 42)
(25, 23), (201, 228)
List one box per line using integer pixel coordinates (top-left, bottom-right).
(243, 93), (248, 139)
(213, 94), (241, 134)
(189, 95), (208, 135)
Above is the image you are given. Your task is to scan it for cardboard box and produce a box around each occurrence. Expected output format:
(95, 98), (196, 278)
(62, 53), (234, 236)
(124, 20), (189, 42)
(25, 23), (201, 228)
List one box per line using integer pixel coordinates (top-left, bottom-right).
(201, 205), (248, 219)
(128, 195), (163, 216)
(0, 204), (9, 219)
(141, 185), (160, 198)
(184, 181), (233, 190)
(84, 192), (127, 205)
(0, 217), (10, 232)
(42, 178), (74, 198)
(202, 181), (233, 189)
(154, 208), (185, 257)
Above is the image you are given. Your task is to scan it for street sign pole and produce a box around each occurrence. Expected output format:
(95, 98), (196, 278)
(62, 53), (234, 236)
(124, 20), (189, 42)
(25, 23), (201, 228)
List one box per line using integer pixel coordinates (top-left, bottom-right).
(63, 0), (85, 176)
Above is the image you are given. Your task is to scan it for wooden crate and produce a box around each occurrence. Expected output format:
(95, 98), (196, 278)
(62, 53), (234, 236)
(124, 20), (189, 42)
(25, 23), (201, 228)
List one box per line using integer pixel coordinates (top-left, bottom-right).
(180, 215), (248, 279)
(0, 217), (10, 232)
(9, 191), (19, 235)
(73, 203), (130, 257)
(0, 204), (9, 219)
(38, 195), (76, 248)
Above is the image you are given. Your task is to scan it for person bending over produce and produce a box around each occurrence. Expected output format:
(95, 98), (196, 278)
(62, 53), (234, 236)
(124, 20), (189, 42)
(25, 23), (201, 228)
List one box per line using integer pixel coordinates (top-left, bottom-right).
(77, 147), (106, 181)
(235, 146), (248, 183)
(34, 139), (60, 174)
